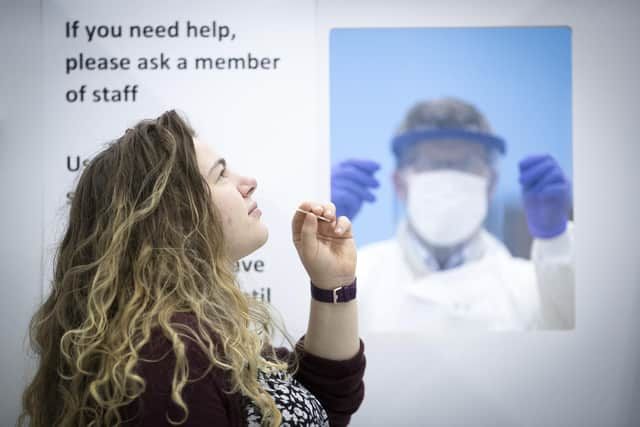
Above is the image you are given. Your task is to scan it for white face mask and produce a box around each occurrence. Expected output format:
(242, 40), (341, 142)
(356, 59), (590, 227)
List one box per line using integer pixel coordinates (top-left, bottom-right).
(405, 169), (489, 247)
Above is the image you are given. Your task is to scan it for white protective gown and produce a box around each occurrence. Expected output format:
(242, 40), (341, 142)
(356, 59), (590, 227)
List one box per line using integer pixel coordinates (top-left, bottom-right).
(356, 221), (574, 333)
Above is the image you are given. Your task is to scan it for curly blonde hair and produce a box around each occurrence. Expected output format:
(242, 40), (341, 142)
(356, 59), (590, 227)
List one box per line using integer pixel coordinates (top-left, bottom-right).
(19, 111), (292, 426)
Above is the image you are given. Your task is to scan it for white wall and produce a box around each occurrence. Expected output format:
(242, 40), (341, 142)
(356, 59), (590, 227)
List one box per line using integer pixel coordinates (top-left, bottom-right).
(1, 0), (44, 422)
(315, 1), (640, 425)
(2, 0), (640, 426)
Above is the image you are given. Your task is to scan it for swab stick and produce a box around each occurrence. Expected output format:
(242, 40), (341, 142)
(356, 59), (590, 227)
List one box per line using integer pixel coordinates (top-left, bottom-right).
(296, 208), (332, 223)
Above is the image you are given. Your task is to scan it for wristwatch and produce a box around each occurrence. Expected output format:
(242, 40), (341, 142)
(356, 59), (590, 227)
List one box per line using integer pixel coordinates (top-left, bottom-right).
(310, 278), (357, 303)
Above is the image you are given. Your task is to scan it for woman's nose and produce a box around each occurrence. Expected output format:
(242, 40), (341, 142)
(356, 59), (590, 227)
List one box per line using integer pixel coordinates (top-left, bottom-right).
(238, 176), (257, 197)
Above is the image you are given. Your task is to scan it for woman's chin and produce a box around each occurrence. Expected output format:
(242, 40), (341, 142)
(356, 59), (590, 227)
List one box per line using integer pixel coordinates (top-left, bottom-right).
(256, 225), (269, 248)
(241, 227), (269, 259)
(228, 222), (269, 261)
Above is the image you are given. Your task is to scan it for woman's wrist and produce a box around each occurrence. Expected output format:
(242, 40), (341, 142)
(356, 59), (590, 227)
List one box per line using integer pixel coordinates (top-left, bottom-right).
(309, 275), (356, 291)
(310, 277), (357, 303)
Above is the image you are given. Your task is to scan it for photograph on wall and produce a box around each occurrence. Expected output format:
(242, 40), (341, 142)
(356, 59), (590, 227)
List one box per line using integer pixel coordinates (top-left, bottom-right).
(329, 27), (574, 332)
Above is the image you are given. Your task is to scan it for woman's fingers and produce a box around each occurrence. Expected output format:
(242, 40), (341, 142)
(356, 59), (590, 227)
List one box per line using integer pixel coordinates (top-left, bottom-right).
(309, 202), (336, 221)
(292, 201), (316, 236)
(294, 201), (346, 238)
(323, 202), (336, 221)
(300, 208), (318, 249)
(334, 215), (352, 236)
(298, 202), (336, 223)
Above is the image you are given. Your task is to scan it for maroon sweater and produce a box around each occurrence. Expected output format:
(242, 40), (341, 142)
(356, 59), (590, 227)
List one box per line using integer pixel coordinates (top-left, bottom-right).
(122, 314), (365, 426)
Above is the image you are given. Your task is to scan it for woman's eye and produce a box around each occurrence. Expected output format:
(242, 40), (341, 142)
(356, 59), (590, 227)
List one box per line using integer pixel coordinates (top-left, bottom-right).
(218, 168), (228, 181)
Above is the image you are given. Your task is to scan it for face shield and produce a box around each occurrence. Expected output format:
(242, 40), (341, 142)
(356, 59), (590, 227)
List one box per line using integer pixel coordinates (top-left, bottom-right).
(406, 148), (492, 176)
(392, 129), (505, 170)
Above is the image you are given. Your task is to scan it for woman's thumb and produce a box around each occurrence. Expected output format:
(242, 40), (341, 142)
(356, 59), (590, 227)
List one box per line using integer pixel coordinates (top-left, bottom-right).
(300, 211), (317, 251)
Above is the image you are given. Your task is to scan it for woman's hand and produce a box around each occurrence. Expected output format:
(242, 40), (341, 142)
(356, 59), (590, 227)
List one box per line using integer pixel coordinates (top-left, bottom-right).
(292, 201), (356, 290)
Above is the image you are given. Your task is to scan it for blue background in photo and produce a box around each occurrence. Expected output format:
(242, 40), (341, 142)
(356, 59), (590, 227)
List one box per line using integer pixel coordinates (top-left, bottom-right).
(329, 27), (572, 252)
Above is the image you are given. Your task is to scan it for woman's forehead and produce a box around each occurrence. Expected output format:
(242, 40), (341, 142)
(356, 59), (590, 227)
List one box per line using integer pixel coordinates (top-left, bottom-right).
(194, 139), (221, 166)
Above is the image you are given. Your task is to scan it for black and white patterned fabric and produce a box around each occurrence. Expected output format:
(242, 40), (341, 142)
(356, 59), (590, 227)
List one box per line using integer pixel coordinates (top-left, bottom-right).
(244, 368), (329, 427)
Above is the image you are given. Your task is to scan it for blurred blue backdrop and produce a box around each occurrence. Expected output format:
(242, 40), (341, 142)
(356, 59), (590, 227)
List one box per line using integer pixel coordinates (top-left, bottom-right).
(330, 26), (572, 255)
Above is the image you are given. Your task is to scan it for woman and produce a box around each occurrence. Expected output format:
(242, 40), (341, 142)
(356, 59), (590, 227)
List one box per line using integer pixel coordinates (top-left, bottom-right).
(19, 111), (364, 426)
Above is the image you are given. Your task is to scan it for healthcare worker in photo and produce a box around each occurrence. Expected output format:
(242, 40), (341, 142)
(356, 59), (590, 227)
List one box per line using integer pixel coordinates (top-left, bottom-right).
(331, 97), (574, 332)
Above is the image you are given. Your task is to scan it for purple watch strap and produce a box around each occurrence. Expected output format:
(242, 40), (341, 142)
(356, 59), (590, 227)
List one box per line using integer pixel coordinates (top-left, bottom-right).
(310, 278), (357, 303)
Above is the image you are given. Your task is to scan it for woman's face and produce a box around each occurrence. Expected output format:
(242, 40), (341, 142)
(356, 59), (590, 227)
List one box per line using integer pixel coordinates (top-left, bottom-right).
(194, 140), (268, 261)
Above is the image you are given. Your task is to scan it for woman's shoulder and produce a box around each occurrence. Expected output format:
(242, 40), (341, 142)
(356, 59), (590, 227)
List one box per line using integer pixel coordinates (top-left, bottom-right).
(124, 313), (242, 425)
(137, 312), (232, 386)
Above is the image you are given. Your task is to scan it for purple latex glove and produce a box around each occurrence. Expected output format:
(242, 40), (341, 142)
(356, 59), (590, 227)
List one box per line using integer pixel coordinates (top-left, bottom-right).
(331, 159), (381, 220)
(519, 154), (572, 239)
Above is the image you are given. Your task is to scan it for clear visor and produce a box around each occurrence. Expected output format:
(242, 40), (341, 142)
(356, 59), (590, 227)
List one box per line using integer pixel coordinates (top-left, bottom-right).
(407, 154), (490, 176)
